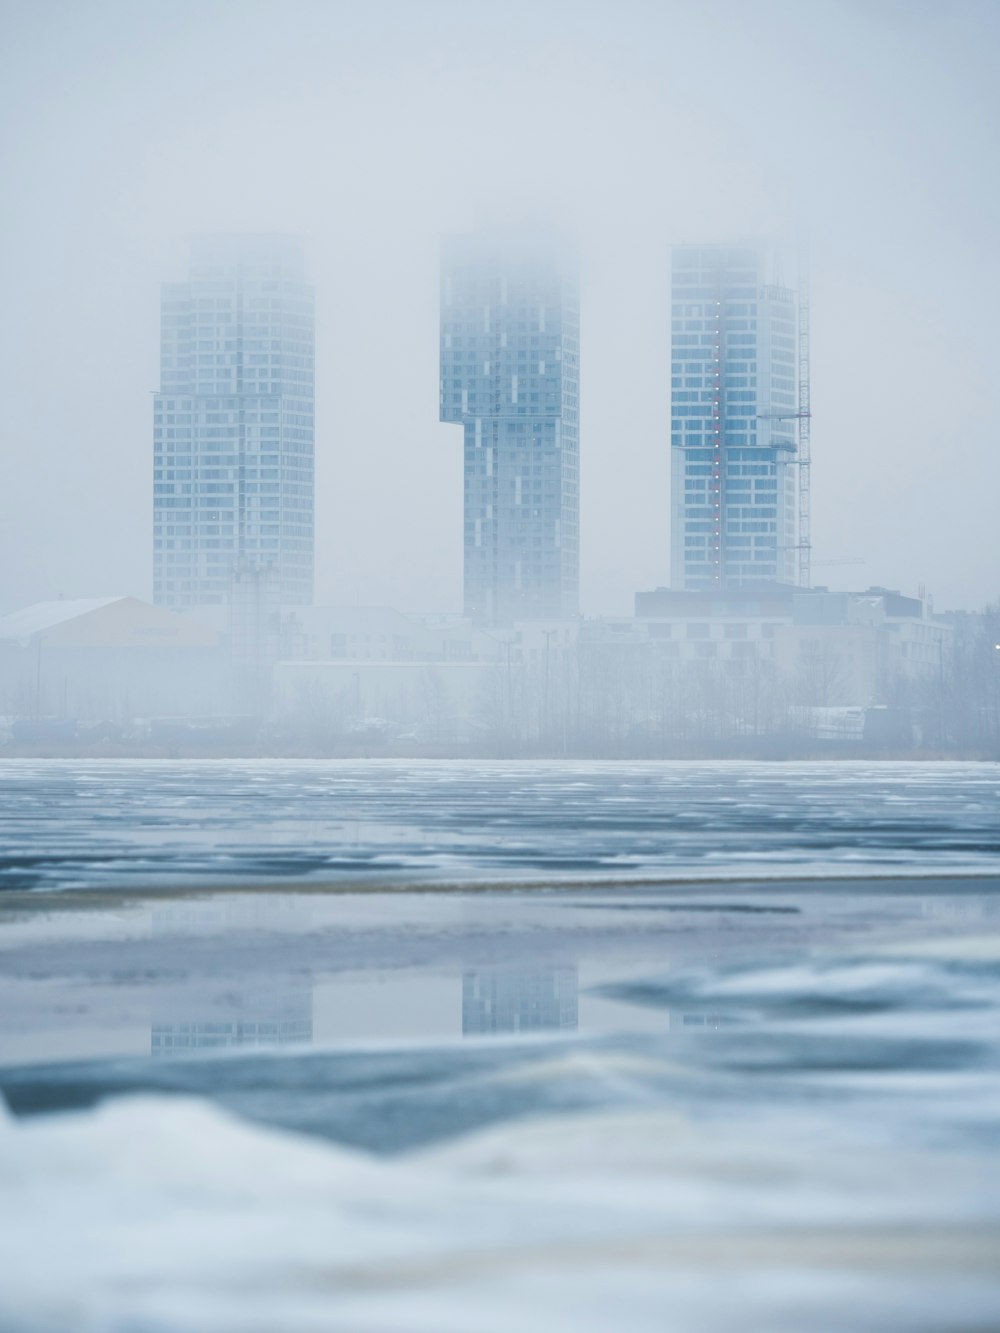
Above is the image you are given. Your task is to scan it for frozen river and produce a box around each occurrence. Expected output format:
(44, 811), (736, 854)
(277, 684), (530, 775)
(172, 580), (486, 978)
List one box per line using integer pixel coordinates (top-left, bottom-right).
(1, 758), (999, 893)
(1, 760), (1000, 1331)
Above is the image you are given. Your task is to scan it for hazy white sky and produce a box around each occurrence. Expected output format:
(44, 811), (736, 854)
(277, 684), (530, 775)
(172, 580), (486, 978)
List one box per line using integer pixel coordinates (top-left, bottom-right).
(1, 0), (998, 615)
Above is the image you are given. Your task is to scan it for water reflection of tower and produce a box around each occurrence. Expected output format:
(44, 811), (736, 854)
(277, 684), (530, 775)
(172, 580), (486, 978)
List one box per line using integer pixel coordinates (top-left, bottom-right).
(149, 898), (313, 1057)
(151, 982), (313, 1056)
(462, 966), (578, 1036)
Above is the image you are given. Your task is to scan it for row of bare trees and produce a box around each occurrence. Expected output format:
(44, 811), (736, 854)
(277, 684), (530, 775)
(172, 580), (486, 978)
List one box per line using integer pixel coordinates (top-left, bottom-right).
(471, 607), (1000, 756)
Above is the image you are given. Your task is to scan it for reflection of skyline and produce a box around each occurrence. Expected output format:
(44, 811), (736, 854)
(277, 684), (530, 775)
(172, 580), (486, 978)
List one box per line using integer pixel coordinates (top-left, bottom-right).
(463, 966), (578, 1036)
(151, 982), (313, 1056)
(150, 899), (314, 1057)
(150, 896), (315, 938)
(669, 1010), (738, 1032)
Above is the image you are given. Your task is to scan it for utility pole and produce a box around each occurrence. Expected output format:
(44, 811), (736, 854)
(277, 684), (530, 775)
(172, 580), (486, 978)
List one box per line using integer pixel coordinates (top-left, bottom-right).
(34, 634), (44, 720)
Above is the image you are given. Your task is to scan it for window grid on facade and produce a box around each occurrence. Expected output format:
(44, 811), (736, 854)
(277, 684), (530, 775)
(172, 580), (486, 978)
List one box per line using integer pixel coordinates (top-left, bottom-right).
(153, 235), (315, 611)
(670, 245), (797, 592)
(440, 236), (579, 624)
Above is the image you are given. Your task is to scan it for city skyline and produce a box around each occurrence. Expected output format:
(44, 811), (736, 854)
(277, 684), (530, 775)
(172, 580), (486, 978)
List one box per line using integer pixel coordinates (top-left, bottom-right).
(2, 2), (998, 619)
(151, 229), (812, 621)
(131, 220), (987, 623)
(149, 229), (819, 626)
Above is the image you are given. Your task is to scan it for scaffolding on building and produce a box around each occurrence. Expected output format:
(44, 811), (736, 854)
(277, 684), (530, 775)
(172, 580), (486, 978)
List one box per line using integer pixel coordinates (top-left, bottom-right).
(755, 242), (812, 587)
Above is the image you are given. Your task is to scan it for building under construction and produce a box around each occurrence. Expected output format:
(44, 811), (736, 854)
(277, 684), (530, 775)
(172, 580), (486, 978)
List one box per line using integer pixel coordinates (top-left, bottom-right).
(670, 244), (810, 591)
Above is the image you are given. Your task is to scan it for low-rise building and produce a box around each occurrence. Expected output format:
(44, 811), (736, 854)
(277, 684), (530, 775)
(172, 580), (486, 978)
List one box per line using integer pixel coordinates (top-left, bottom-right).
(628, 582), (949, 707)
(0, 596), (226, 725)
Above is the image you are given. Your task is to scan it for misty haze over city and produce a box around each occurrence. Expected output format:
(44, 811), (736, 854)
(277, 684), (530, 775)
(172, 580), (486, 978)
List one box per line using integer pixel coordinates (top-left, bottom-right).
(2, 5), (1000, 1333)
(2, 0), (998, 617)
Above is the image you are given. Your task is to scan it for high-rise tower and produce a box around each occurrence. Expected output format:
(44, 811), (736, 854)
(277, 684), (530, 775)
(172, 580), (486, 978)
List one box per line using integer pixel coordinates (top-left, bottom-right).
(153, 235), (314, 611)
(440, 234), (579, 624)
(670, 245), (799, 590)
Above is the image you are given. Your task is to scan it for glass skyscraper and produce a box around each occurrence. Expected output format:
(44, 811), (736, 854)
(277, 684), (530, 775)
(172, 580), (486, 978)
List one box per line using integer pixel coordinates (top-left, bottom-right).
(670, 245), (798, 590)
(153, 235), (314, 610)
(440, 234), (579, 624)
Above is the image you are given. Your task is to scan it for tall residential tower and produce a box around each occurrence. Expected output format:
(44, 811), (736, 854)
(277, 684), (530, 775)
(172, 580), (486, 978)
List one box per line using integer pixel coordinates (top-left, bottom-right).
(670, 245), (800, 590)
(440, 235), (579, 624)
(153, 235), (315, 611)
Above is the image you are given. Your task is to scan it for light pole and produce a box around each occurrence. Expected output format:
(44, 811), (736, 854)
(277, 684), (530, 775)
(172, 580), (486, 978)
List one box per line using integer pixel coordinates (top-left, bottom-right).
(542, 628), (557, 746)
(34, 633), (45, 720)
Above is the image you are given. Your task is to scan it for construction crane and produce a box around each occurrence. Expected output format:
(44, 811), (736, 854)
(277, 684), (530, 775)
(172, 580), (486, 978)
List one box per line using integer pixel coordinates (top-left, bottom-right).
(752, 244), (812, 587)
(757, 247), (812, 587)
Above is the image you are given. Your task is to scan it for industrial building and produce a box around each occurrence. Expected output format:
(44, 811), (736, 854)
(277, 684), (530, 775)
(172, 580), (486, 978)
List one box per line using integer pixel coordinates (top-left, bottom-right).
(0, 596), (225, 726)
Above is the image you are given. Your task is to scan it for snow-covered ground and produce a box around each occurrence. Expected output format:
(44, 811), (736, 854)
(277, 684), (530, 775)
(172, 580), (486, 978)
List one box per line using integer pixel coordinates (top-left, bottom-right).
(2, 761), (999, 1330)
(3, 1063), (1000, 1332)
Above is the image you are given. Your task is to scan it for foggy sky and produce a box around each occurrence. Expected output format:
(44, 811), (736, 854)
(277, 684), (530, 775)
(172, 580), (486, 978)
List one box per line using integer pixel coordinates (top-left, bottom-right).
(1, 0), (998, 616)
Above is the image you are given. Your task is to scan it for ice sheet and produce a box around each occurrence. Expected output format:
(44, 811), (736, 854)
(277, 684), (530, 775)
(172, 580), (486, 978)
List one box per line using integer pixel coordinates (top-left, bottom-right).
(1, 759), (998, 893)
